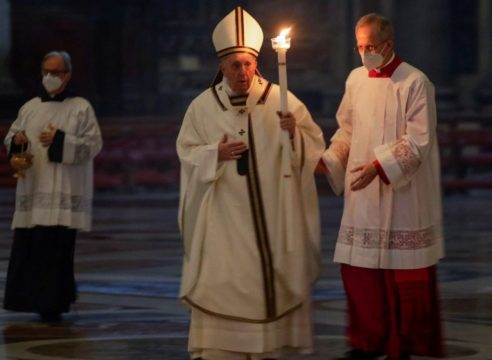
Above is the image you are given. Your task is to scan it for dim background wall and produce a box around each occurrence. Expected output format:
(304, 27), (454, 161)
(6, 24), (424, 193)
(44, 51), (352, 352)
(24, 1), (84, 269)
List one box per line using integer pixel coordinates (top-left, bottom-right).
(0, 0), (491, 121)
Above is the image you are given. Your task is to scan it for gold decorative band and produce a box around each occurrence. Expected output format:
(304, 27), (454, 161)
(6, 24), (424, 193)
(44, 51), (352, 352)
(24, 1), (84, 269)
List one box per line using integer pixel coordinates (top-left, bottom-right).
(217, 46), (259, 59)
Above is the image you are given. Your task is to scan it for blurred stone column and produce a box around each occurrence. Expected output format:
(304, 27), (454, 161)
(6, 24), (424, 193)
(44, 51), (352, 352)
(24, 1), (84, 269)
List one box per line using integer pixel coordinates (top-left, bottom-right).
(393, 0), (457, 112)
(0, 0), (17, 94)
(394, 0), (453, 83)
(473, 0), (492, 113)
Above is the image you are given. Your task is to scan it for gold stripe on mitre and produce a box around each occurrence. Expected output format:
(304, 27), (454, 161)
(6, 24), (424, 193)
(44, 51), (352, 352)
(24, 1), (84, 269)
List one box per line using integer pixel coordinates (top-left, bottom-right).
(235, 6), (244, 46)
(217, 46), (259, 59)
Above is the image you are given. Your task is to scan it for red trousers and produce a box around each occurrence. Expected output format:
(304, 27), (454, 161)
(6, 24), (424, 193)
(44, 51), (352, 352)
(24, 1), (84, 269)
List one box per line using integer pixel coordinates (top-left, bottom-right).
(341, 264), (445, 359)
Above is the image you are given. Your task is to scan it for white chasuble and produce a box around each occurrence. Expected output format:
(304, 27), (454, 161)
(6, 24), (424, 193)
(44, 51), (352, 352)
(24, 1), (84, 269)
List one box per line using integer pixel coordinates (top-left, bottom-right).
(177, 75), (325, 323)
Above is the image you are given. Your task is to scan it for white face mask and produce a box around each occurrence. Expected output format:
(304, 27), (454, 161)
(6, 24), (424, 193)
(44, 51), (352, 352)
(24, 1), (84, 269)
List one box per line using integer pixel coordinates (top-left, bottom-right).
(361, 43), (387, 71)
(42, 73), (63, 93)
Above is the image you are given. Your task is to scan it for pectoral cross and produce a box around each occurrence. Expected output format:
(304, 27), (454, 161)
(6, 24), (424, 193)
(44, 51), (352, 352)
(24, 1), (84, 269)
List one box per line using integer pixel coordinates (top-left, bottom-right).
(238, 108), (246, 115)
(238, 129), (246, 136)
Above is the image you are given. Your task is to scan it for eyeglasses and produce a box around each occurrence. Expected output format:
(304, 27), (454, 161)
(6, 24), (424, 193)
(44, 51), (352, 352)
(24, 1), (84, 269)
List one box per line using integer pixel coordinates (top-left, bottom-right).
(42, 69), (69, 76)
(354, 41), (386, 53)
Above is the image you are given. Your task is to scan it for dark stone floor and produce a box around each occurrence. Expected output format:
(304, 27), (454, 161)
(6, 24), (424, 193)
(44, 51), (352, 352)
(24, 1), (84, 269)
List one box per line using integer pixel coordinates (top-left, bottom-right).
(0, 188), (491, 360)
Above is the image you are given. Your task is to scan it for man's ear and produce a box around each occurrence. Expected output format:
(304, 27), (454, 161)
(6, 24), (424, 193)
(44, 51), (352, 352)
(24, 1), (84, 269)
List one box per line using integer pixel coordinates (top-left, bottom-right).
(387, 39), (394, 51)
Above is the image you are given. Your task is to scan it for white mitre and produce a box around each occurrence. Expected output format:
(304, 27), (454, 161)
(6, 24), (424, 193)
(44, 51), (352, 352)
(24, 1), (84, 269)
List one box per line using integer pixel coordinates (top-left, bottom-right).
(212, 7), (263, 59)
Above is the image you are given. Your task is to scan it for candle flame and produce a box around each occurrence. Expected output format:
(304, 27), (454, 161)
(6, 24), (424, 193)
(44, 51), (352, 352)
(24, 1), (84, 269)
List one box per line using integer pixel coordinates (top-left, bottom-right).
(271, 26), (292, 50)
(278, 27), (291, 41)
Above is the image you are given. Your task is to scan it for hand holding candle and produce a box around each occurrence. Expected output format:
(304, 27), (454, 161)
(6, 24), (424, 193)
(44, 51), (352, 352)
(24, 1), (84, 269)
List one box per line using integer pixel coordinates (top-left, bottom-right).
(272, 27), (292, 178)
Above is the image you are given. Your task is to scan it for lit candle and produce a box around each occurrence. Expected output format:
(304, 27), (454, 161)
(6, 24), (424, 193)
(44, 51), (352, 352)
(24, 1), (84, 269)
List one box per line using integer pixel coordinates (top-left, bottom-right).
(272, 28), (292, 177)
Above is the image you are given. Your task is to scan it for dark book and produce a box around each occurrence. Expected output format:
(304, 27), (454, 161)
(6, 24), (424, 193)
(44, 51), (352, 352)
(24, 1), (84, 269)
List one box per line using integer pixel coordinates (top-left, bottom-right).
(237, 150), (249, 176)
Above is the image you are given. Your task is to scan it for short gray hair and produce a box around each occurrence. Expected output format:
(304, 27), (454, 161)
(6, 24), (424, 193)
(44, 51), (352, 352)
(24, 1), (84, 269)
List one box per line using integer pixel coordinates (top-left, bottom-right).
(42, 51), (72, 72)
(356, 13), (394, 41)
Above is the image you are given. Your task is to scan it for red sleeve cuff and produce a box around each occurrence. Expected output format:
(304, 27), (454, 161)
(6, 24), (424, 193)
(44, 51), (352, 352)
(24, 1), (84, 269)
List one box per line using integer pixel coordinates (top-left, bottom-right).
(315, 158), (328, 174)
(373, 160), (390, 185)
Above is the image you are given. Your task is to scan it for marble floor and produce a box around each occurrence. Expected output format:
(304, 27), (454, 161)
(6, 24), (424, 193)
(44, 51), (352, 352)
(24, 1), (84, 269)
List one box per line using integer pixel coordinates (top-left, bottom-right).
(0, 188), (491, 360)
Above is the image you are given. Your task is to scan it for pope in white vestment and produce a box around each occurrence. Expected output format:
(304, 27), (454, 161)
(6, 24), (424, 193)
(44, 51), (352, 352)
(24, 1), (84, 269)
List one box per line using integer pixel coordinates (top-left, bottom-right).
(3, 51), (102, 322)
(177, 7), (325, 360)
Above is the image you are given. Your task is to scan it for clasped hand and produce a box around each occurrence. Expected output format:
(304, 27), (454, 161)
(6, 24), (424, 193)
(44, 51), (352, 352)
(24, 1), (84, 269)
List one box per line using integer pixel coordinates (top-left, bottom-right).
(217, 112), (296, 162)
(15, 124), (57, 147)
(218, 135), (248, 162)
(39, 124), (57, 147)
(13, 131), (28, 146)
(350, 162), (378, 191)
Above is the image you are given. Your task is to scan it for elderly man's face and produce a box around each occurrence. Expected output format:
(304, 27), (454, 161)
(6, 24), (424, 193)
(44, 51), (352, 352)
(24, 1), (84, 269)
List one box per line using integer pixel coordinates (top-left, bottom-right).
(355, 24), (392, 63)
(41, 55), (71, 94)
(220, 53), (257, 94)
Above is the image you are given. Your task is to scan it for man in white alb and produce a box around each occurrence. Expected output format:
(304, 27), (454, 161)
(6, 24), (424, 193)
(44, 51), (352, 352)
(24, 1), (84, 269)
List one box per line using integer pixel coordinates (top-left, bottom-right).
(319, 13), (445, 360)
(3, 51), (102, 322)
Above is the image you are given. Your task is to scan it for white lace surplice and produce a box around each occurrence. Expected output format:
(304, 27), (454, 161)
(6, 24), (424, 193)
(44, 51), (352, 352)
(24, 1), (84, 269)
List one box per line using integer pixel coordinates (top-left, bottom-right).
(4, 97), (102, 231)
(322, 62), (444, 270)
